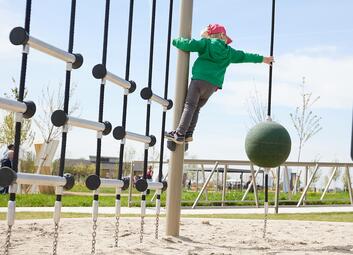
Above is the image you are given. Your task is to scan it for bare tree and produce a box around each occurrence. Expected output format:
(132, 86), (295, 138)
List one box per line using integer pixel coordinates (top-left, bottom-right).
(246, 81), (267, 125)
(0, 83), (35, 148)
(33, 82), (79, 143)
(290, 77), (322, 192)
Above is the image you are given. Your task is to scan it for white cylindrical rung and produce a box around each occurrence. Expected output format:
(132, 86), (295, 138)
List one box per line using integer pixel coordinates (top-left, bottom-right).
(99, 178), (124, 188)
(105, 71), (131, 89)
(115, 199), (121, 217)
(7, 201), (16, 226)
(147, 181), (163, 190)
(92, 200), (99, 220)
(141, 200), (146, 217)
(0, 97), (27, 114)
(156, 199), (161, 215)
(28, 36), (76, 63)
(67, 116), (105, 132)
(125, 131), (151, 144)
(54, 201), (62, 223)
(16, 173), (67, 187)
(151, 94), (169, 108)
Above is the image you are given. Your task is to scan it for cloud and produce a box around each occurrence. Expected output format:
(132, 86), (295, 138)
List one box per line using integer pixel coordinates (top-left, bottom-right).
(214, 50), (353, 114)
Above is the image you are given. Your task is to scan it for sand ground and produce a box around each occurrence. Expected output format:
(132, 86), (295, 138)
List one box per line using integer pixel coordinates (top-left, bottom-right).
(1, 217), (353, 254)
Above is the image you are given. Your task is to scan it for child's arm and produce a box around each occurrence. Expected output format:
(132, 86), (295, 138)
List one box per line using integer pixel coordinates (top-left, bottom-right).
(172, 37), (206, 53)
(230, 49), (264, 64)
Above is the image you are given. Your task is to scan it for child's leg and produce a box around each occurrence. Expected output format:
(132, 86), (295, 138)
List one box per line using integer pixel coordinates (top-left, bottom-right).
(175, 80), (201, 135)
(186, 81), (216, 135)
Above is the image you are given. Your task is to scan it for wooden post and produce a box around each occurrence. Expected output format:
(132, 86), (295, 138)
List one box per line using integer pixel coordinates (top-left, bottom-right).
(221, 164), (228, 206)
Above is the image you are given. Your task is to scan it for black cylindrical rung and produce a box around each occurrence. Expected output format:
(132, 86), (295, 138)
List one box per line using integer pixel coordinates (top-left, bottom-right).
(166, 99), (173, 110)
(135, 178), (148, 192)
(140, 87), (152, 100)
(113, 126), (125, 140)
(122, 177), (130, 191)
(102, 121), (112, 135)
(72, 53), (83, 69)
(162, 180), (168, 192)
(0, 167), (17, 187)
(128, 80), (136, 93)
(149, 135), (156, 147)
(85, 174), (101, 190)
(51, 110), (68, 127)
(9, 27), (29, 45)
(63, 173), (75, 190)
(92, 64), (107, 79)
(23, 100), (36, 118)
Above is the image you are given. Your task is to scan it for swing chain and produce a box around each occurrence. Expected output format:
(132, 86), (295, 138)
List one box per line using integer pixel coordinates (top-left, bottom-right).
(155, 214), (159, 239)
(263, 211), (268, 239)
(52, 222), (59, 255)
(139, 216), (145, 243)
(3, 225), (12, 255)
(114, 217), (120, 247)
(91, 219), (98, 255)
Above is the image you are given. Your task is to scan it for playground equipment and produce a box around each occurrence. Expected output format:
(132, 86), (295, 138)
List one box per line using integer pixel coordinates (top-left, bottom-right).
(0, 0), (81, 254)
(244, 0), (291, 238)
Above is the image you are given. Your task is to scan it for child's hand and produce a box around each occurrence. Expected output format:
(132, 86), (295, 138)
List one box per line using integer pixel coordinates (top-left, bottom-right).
(263, 56), (274, 65)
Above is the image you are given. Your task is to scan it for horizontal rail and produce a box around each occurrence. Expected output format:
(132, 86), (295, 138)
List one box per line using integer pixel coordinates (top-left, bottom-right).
(0, 97), (36, 118)
(92, 64), (136, 93)
(10, 27), (83, 69)
(140, 87), (173, 110)
(51, 110), (111, 135)
(113, 126), (156, 146)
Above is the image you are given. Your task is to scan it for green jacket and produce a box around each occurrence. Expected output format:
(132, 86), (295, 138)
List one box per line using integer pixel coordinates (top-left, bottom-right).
(172, 37), (264, 89)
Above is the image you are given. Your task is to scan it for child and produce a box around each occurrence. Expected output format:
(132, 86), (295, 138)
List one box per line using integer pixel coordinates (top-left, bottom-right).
(166, 24), (273, 144)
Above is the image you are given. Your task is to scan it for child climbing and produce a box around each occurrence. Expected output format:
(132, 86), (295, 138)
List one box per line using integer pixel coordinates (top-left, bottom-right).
(166, 24), (274, 144)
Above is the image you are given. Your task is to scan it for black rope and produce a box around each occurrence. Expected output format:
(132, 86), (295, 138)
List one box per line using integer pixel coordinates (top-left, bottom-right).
(95, 0), (111, 178)
(267, 0), (276, 117)
(118, 0), (135, 180)
(12, 0), (32, 175)
(142, 0), (157, 180)
(158, 0), (174, 183)
(58, 0), (77, 179)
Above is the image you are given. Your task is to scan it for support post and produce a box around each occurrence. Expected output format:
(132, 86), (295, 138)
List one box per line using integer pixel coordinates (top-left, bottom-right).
(346, 166), (353, 206)
(297, 164), (319, 207)
(274, 166), (280, 214)
(241, 165), (260, 208)
(221, 164), (228, 206)
(284, 166), (292, 200)
(165, 0), (193, 237)
(320, 166), (337, 201)
(201, 164), (208, 201)
(192, 162), (219, 209)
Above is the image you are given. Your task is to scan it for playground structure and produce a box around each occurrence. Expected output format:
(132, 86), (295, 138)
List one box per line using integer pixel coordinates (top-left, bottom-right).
(0, 0), (353, 254)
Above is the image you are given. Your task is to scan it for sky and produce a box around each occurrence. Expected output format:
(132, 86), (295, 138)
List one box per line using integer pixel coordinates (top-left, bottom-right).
(0, 0), (353, 178)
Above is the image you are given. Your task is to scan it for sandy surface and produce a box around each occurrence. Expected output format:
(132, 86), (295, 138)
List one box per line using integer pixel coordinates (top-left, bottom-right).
(1, 217), (353, 254)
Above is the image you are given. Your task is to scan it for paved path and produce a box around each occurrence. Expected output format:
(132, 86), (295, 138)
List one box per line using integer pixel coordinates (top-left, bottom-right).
(1, 205), (353, 215)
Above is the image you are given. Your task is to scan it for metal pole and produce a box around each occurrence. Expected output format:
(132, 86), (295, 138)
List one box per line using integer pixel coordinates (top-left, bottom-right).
(165, 0), (193, 237)
(192, 162), (219, 209)
(304, 166), (308, 204)
(196, 169), (199, 191)
(221, 164), (228, 206)
(201, 164), (208, 201)
(274, 166), (280, 214)
(284, 166), (292, 200)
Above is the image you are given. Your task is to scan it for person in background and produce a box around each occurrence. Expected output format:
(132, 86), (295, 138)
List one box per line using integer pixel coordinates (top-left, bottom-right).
(0, 148), (14, 194)
(146, 165), (154, 181)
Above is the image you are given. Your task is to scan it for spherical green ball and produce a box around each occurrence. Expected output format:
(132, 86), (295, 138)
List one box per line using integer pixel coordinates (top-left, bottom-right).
(245, 121), (291, 168)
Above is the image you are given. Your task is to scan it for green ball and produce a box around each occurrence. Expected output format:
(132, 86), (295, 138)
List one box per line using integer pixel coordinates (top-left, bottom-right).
(245, 121), (291, 168)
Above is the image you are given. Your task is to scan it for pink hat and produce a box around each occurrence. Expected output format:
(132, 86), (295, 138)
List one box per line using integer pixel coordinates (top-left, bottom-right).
(207, 24), (232, 44)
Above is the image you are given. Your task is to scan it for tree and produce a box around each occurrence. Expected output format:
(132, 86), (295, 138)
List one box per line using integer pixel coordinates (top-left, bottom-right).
(290, 77), (322, 192)
(0, 83), (35, 148)
(290, 77), (322, 162)
(246, 82), (267, 125)
(33, 82), (79, 143)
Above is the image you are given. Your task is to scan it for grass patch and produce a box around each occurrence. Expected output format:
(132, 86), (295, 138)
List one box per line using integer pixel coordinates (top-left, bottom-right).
(1, 212), (353, 223)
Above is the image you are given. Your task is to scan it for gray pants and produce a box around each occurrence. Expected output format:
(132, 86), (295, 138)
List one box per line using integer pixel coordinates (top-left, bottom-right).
(176, 79), (216, 135)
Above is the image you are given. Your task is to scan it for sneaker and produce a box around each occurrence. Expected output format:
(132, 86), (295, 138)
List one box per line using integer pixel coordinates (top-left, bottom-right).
(165, 131), (185, 144)
(185, 132), (193, 142)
